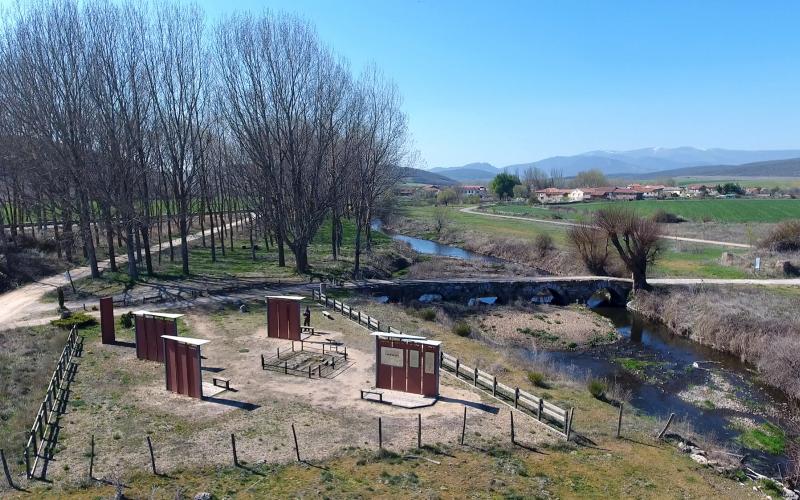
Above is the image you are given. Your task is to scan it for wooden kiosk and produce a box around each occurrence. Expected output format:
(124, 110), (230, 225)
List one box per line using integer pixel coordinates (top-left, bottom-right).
(372, 332), (441, 397)
(265, 295), (303, 340)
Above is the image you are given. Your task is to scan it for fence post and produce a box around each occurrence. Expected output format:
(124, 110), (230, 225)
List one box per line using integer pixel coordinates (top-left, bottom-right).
(493, 376), (497, 396)
(417, 414), (422, 449)
(514, 388), (519, 408)
(473, 367), (478, 386)
(455, 359), (460, 378)
(284, 361), (288, 374)
(460, 407), (467, 445)
(231, 433), (238, 466)
(566, 408), (574, 441)
(657, 413), (675, 440)
(291, 424), (301, 462)
(510, 411), (515, 444)
(260, 354), (265, 369)
(146, 436), (157, 475)
(0, 449), (14, 489)
(616, 403), (624, 438)
(88, 434), (95, 479)
(28, 432), (36, 459)
(538, 399), (543, 421)
(24, 445), (30, 479)
(378, 418), (383, 449)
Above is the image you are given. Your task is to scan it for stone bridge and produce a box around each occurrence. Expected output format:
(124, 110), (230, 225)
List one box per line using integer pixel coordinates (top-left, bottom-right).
(344, 276), (633, 306)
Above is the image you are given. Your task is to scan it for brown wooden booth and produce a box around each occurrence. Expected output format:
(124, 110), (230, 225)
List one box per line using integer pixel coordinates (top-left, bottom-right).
(99, 296), (115, 344)
(162, 335), (208, 399)
(133, 311), (183, 362)
(265, 295), (303, 340)
(373, 332), (441, 397)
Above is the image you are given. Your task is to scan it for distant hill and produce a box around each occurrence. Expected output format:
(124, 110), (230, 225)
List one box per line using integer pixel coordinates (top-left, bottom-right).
(399, 167), (458, 185)
(616, 157), (800, 179)
(427, 148), (800, 179)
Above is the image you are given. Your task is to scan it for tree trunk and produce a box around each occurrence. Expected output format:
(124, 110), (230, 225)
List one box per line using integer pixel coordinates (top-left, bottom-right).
(179, 201), (190, 275)
(103, 207), (117, 273)
(78, 192), (100, 278)
(353, 224), (362, 279)
(292, 242), (309, 274)
(125, 222), (139, 280)
(276, 226), (286, 267)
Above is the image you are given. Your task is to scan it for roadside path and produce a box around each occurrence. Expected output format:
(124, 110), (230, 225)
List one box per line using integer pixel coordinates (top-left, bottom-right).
(0, 218), (245, 329)
(459, 206), (753, 249)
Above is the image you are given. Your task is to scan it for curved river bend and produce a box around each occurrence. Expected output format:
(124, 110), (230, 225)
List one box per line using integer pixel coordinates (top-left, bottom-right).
(376, 223), (793, 473)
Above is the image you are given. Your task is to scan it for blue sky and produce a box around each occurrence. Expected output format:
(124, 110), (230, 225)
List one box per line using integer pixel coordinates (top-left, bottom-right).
(196, 0), (800, 168)
(10, 0), (800, 168)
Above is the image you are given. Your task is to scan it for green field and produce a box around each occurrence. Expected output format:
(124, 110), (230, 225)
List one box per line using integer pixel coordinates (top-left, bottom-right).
(491, 199), (800, 223)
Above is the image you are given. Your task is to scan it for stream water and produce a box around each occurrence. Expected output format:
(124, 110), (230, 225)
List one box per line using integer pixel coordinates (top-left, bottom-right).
(377, 224), (793, 473)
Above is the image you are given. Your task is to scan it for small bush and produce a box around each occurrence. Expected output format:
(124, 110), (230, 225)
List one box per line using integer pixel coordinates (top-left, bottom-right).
(761, 220), (800, 252)
(588, 378), (607, 399)
(651, 210), (683, 223)
(418, 308), (436, 321)
(533, 233), (554, 256)
(51, 311), (97, 330)
(452, 321), (471, 337)
(527, 371), (547, 388)
(120, 311), (134, 328)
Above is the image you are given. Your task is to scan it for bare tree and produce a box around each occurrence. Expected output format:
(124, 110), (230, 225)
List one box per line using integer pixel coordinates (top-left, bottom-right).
(567, 224), (611, 275)
(594, 207), (662, 290)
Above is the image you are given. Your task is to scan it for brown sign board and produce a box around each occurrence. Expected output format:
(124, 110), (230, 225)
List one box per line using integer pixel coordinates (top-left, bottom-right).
(134, 311), (182, 362)
(163, 335), (207, 399)
(266, 296), (302, 340)
(100, 297), (115, 344)
(374, 333), (440, 397)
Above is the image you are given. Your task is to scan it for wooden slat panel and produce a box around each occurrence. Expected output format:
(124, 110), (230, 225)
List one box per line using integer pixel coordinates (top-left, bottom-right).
(287, 300), (300, 340)
(99, 297), (115, 344)
(145, 317), (158, 361)
(135, 315), (146, 359)
(185, 345), (201, 398)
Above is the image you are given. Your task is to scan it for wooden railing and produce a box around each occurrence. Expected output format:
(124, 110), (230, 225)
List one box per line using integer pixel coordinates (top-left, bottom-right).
(312, 290), (573, 439)
(23, 326), (82, 479)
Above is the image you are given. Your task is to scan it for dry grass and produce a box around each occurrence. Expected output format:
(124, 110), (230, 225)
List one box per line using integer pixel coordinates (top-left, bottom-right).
(632, 285), (800, 400)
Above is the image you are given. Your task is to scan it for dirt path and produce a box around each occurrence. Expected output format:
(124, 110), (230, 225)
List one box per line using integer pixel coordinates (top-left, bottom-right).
(459, 206), (753, 248)
(0, 218), (245, 329)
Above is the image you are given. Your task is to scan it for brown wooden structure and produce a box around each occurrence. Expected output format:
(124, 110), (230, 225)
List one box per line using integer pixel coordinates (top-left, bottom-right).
(99, 297), (115, 344)
(133, 311), (182, 362)
(162, 335), (208, 399)
(265, 295), (303, 340)
(373, 332), (441, 397)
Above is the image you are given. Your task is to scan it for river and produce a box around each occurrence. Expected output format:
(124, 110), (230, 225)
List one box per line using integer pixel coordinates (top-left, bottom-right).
(376, 223), (792, 473)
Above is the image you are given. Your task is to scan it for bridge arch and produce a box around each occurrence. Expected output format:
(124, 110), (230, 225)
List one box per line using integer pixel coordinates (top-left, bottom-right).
(587, 281), (629, 306)
(530, 285), (570, 306)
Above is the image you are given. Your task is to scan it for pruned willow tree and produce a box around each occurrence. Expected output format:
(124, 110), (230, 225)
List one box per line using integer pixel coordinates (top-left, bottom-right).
(0, 2), (411, 290)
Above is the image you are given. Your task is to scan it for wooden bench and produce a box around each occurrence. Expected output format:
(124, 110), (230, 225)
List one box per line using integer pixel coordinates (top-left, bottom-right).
(360, 389), (384, 403)
(212, 377), (231, 390)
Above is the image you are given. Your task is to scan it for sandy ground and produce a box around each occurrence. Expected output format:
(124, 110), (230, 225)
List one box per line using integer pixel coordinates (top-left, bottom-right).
(38, 302), (558, 489)
(472, 304), (618, 350)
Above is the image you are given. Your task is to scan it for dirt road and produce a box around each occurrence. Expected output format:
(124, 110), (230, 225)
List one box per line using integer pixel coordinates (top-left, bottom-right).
(459, 206), (753, 249)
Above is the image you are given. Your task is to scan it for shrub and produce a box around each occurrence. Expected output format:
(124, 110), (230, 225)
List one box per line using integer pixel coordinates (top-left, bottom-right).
(527, 371), (547, 388)
(761, 220), (800, 252)
(418, 308), (436, 321)
(651, 210), (683, 223)
(587, 378), (607, 399)
(120, 311), (134, 328)
(533, 233), (554, 256)
(51, 311), (97, 330)
(452, 321), (471, 337)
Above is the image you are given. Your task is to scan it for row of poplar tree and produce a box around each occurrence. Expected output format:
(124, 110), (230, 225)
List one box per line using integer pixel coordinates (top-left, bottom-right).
(0, 1), (410, 283)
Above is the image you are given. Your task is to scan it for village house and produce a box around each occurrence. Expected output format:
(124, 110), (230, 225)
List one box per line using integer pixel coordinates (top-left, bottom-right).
(461, 185), (487, 198)
(535, 187), (584, 204)
(607, 187), (643, 201)
(661, 186), (683, 197)
(581, 187), (614, 201)
(685, 184), (710, 197)
(627, 184), (665, 199)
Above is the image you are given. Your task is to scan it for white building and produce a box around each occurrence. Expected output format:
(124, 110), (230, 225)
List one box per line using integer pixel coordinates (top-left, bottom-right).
(535, 188), (584, 204)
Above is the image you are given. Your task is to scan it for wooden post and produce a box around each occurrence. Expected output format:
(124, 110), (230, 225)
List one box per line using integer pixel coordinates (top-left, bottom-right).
(284, 361), (288, 374)
(565, 408), (574, 441)
(378, 417), (383, 449)
(23, 445), (30, 479)
(473, 367), (478, 386)
(455, 359), (460, 378)
(510, 411), (515, 444)
(460, 407), (467, 445)
(260, 354), (265, 369)
(277, 347), (280, 359)
(231, 433), (238, 466)
(657, 413), (675, 440)
(308, 365), (312, 378)
(417, 414), (422, 449)
(291, 424), (301, 461)
(146, 436), (157, 474)
(616, 403), (624, 438)
(1, 449), (14, 489)
(538, 399), (543, 421)
(492, 376), (497, 396)
(514, 388), (519, 408)
(89, 434), (95, 479)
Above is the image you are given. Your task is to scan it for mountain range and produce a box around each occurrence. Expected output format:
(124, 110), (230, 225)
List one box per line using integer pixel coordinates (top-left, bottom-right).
(428, 147), (800, 182)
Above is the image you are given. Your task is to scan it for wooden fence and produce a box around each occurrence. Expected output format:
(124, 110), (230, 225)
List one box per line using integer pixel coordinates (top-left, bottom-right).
(311, 290), (573, 439)
(23, 326), (82, 479)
